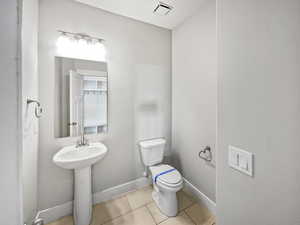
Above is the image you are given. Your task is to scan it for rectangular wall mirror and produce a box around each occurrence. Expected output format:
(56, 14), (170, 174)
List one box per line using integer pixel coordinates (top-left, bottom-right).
(55, 57), (108, 138)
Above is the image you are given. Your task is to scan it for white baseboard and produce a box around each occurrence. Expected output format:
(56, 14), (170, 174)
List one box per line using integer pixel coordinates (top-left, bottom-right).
(37, 201), (73, 224)
(93, 177), (150, 204)
(38, 177), (150, 224)
(38, 176), (216, 224)
(183, 178), (216, 216)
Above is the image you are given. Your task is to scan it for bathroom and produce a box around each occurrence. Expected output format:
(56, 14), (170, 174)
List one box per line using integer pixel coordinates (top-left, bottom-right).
(1, 0), (300, 225)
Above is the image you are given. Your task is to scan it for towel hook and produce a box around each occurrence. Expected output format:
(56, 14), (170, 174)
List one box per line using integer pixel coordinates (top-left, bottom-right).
(27, 99), (43, 118)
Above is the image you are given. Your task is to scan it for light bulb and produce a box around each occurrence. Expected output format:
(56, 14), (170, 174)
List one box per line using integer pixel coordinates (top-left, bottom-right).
(56, 34), (69, 50)
(56, 33), (106, 61)
(56, 34), (75, 57)
(94, 41), (106, 61)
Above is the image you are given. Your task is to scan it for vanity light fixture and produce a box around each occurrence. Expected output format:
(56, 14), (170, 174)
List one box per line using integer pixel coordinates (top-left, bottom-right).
(153, 1), (173, 15)
(56, 31), (106, 61)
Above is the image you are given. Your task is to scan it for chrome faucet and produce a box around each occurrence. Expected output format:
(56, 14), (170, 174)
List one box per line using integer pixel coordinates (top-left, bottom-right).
(76, 92), (89, 147)
(76, 133), (89, 147)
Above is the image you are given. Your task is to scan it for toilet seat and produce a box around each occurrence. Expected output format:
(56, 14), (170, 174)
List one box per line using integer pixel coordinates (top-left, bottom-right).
(150, 164), (182, 187)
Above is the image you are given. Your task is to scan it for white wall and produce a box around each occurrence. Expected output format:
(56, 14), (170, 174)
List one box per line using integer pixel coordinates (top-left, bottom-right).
(38, 0), (171, 210)
(172, 0), (217, 202)
(217, 0), (300, 224)
(22, 0), (39, 223)
(0, 1), (22, 225)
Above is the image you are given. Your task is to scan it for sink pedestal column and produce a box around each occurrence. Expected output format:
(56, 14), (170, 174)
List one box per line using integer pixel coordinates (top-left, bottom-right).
(74, 167), (92, 225)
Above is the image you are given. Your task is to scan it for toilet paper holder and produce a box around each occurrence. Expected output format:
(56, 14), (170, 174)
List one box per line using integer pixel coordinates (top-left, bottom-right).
(198, 146), (212, 162)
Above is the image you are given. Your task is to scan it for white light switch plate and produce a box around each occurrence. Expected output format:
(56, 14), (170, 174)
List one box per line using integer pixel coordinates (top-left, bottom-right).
(228, 145), (253, 177)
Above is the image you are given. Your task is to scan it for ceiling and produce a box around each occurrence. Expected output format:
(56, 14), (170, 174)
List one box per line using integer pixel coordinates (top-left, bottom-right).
(74, 0), (206, 29)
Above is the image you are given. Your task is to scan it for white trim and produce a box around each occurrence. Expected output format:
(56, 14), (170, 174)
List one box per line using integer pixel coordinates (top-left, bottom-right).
(37, 202), (73, 224)
(76, 69), (107, 77)
(93, 177), (150, 204)
(37, 177), (150, 224)
(37, 177), (216, 224)
(183, 178), (216, 216)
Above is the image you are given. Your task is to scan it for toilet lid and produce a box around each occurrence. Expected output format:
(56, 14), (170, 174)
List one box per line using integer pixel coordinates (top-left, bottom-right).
(150, 164), (182, 184)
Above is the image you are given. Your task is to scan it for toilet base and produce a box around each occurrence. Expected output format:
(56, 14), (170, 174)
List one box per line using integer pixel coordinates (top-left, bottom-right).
(152, 188), (179, 217)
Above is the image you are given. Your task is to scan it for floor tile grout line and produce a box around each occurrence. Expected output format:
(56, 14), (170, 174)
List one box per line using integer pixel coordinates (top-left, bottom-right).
(179, 201), (196, 213)
(182, 210), (197, 225)
(100, 205), (149, 225)
(126, 186), (153, 210)
(183, 203), (200, 225)
(48, 187), (214, 225)
(97, 195), (133, 225)
(98, 184), (152, 206)
(156, 212), (169, 225)
(145, 204), (160, 225)
(146, 203), (170, 225)
(96, 185), (154, 224)
(99, 185), (156, 225)
(156, 216), (169, 225)
(98, 194), (154, 225)
(183, 203), (216, 225)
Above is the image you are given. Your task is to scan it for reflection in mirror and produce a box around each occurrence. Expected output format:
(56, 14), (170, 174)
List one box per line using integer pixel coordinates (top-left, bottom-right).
(55, 57), (108, 138)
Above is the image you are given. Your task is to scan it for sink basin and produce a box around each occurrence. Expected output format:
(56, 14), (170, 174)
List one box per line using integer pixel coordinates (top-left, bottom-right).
(53, 142), (108, 225)
(53, 142), (108, 170)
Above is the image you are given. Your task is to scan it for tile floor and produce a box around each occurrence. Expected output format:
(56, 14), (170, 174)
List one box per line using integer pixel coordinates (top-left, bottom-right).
(47, 186), (215, 225)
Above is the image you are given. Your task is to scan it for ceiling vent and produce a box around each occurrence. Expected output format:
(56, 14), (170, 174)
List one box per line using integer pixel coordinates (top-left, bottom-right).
(153, 2), (173, 15)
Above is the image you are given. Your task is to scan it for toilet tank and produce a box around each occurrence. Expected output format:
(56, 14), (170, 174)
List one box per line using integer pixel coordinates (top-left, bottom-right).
(139, 138), (166, 166)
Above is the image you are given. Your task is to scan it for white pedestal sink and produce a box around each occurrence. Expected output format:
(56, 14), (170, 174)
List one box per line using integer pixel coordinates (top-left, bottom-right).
(53, 142), (108, 225)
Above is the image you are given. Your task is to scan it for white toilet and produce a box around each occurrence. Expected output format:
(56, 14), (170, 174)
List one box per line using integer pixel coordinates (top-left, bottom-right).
(139, 138), (183, 217)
